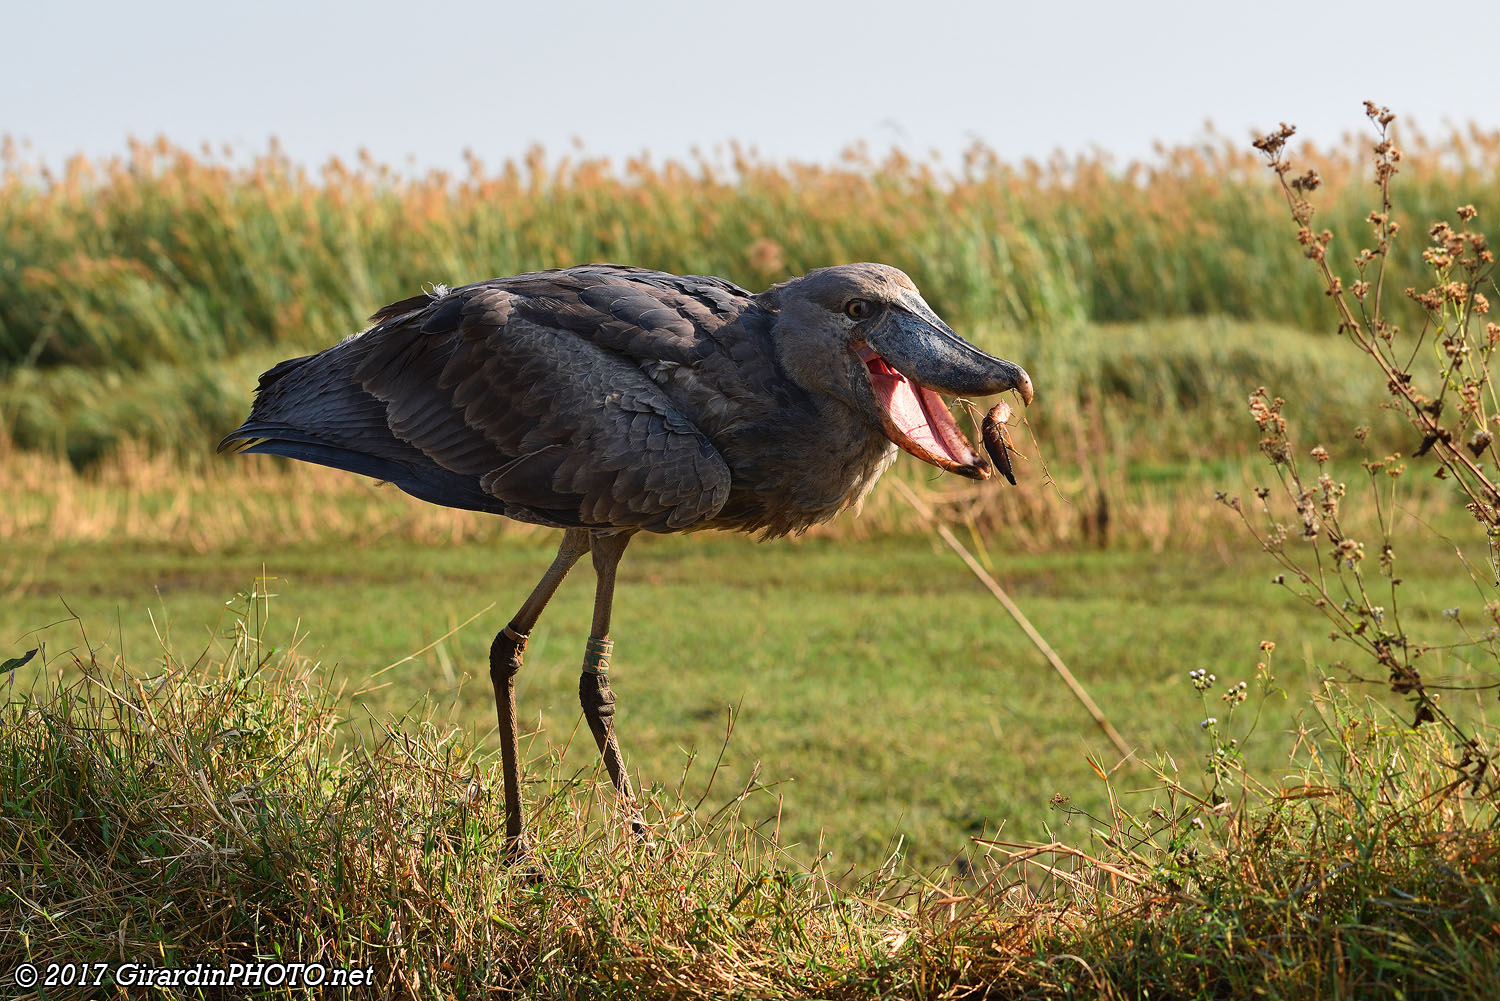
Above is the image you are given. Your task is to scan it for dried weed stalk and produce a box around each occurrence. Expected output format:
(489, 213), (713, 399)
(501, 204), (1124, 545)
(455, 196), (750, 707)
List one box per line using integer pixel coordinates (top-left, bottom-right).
(1225, 105), (1499, 794)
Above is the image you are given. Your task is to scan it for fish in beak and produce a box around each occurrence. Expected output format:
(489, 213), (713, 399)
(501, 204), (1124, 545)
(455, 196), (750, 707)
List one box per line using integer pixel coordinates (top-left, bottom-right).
(856, 298), (1033, 481)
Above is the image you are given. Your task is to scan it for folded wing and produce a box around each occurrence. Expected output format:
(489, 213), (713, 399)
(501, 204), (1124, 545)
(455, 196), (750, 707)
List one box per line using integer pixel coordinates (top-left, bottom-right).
(220, 267), (739, 533)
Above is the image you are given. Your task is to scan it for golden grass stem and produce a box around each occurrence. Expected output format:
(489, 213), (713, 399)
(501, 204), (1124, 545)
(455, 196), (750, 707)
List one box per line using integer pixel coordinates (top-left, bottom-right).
(891, 476), (1133, 759)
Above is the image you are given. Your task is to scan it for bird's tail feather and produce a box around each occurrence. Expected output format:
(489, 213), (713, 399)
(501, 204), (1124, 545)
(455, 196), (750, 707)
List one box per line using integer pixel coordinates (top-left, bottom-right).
(219, 422), (511, 516)
(216, 434), (270, 455)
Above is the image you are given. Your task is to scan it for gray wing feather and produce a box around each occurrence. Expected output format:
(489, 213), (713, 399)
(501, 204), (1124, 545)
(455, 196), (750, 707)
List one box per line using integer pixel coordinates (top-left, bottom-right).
(263, 267), (739, 532)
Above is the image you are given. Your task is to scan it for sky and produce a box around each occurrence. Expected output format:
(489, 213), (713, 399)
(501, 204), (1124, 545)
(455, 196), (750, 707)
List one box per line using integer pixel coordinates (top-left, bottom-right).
(7, 0), (1500, 175)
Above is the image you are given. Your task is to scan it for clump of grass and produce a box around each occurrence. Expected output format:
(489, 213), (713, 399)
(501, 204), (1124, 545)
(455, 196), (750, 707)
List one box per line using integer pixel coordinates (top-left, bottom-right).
(1, 587), (909, 997)
(1022, 650), (1500, 999)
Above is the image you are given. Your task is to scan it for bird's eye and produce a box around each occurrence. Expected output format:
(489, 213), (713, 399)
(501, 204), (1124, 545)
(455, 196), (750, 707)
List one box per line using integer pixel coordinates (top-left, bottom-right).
(844, 299), (873, 320)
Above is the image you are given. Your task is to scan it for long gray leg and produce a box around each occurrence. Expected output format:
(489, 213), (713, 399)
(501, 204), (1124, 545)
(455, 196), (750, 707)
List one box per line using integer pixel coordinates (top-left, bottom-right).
(490, 528), (590, 860)
(580, 530), (648, 837)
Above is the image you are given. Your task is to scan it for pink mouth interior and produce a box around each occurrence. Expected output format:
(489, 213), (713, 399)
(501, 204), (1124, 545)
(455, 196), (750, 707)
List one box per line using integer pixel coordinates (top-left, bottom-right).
(861, 349), (978, 468)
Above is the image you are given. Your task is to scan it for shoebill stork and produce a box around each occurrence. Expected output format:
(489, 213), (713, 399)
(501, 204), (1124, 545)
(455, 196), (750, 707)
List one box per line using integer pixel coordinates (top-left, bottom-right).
(220, 263), (1033, 858)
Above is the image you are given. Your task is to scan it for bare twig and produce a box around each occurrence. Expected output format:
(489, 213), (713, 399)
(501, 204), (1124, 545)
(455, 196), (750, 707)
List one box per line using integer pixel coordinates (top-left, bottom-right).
(890, 477), (1133, 760)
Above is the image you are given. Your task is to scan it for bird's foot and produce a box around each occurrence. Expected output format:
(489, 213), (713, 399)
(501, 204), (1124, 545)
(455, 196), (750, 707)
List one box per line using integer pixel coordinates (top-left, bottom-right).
(502, 834), (544, 884)
(619, 802), (654, 848)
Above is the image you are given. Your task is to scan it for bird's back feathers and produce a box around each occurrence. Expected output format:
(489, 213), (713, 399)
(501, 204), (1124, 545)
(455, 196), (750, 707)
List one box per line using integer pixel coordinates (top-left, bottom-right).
(222, 266), (758, 532)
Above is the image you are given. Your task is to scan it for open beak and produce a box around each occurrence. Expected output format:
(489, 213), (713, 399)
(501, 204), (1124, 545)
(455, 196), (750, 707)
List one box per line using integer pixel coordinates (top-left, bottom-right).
(857, 304), (1033, 481)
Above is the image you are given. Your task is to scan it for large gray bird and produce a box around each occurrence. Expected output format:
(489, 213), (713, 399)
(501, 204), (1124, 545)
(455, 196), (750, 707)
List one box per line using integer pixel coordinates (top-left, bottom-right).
(220, 262), (1033, 858)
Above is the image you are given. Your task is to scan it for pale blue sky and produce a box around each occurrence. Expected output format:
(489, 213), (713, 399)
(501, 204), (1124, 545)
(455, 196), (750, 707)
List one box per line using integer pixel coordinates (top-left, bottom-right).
(7, 0), (1500, 173)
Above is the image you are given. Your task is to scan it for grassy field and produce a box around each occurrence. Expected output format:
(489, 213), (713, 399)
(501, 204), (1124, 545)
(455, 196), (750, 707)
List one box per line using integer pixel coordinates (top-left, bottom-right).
(6, 115), (1500, 995)
(3, 494), (1488, 874)
(6, 515), (1498, 998)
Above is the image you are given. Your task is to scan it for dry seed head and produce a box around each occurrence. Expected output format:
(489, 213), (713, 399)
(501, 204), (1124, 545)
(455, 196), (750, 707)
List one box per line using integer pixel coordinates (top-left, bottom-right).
(1363, 100), (1394, 125)
(1318, 473), (1345, 519)
(1408, 285), (1445, 310)
(1261, 436), (1291, 464)
(746, 237), (785, 276)
(1290, 169), (1322, 193)
(1252, 123), (1297, 158)
(1296, 489), (1320, 538)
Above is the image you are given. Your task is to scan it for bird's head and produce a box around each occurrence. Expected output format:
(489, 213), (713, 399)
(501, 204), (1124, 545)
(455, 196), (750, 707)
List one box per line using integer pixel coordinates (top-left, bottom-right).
(758, 263), (1033, 480)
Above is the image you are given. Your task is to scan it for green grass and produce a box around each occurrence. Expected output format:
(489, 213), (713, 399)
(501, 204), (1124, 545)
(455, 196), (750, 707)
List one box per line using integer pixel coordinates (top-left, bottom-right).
(5, 128), (1500, 378)
(5, 567), (1497, 999)
(6, 523), (1487, 875)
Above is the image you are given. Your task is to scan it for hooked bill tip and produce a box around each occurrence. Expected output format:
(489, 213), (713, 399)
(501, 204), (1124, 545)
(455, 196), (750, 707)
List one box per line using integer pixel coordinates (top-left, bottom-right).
(1015, 369), (1035, 406)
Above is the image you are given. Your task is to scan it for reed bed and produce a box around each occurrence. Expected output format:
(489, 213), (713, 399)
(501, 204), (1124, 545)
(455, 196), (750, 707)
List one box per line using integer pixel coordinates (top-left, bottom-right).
(1, 125), (1479, 546)
(7, 127), (1500, 377)
(0, 306), (1414, 552)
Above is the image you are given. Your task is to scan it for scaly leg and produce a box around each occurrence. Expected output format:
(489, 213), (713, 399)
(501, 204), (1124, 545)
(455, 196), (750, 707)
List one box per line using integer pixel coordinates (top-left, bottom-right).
(580, 530), (648, 837)
(490, 528), (590, 860)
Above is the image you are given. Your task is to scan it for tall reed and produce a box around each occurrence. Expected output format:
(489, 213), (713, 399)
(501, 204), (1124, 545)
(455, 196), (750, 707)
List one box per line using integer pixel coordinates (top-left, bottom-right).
(7, 129), (1500, 376)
